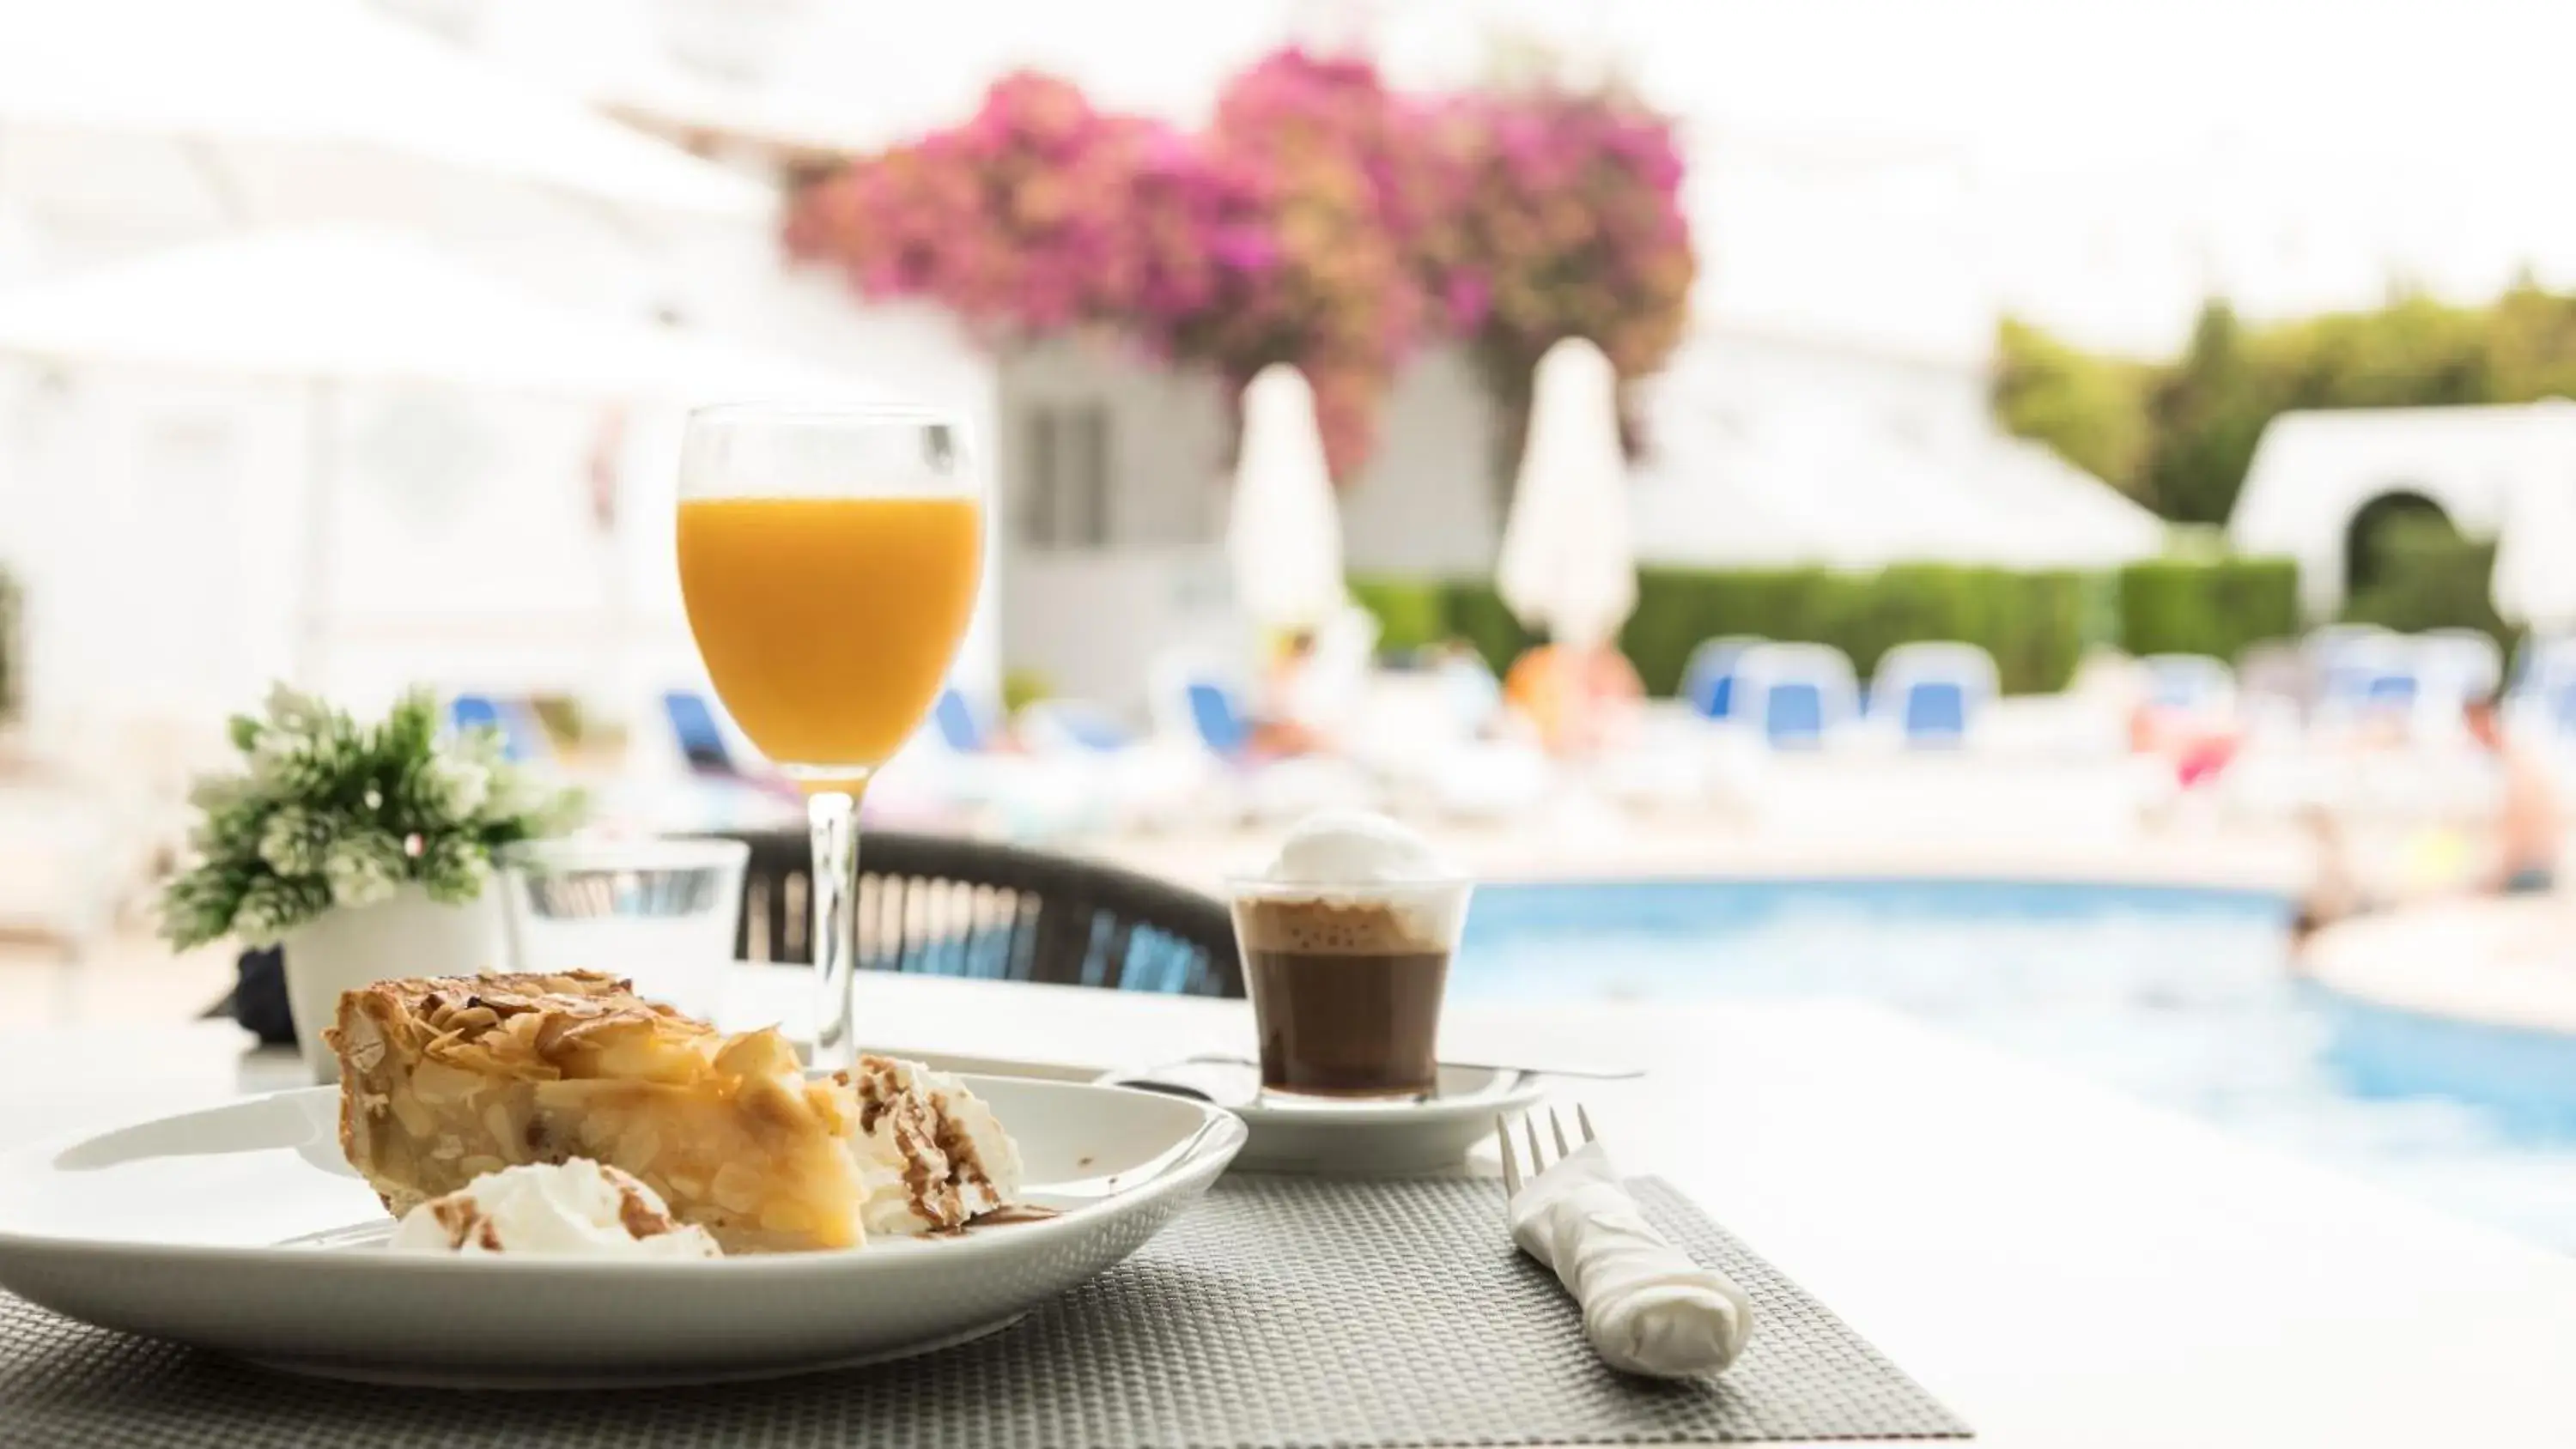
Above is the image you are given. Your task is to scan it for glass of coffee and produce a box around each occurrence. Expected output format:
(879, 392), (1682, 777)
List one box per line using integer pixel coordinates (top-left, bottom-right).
(1224, 876), (1473, 1100)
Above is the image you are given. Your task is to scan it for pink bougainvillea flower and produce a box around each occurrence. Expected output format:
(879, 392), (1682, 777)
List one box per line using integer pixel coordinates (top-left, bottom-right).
(781, 48), (1695, 482)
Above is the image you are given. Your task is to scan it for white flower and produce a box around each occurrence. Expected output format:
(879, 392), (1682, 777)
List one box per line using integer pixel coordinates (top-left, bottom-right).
(257, 806), (330, 876)
(421, 834), (493, 903)
(261, 682), (331, 738)
(417, 755), (490, 821)
(478, 767), (541, 824)
(450, 725), (507, 772)
(323, 834), (403, 909)
(231, 875), (330, 945)
(247, 729), (307, 782)
(158, 866), (240, 950)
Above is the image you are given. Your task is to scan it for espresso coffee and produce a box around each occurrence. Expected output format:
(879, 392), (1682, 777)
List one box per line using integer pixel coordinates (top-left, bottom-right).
(1234, 895), (1449, 1098)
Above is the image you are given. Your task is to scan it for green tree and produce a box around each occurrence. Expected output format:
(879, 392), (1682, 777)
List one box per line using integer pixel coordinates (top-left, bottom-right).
(2272, 292), (2490, 409)
(1991, 318), (2153, 502)
(1995, 283), (2576, 530)
(2142, 301), (2281, 524)
(2483, 276), (2576, 400)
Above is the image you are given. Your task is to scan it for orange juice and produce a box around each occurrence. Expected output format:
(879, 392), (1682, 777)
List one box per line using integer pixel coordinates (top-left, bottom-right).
(676, 496), (982, 773)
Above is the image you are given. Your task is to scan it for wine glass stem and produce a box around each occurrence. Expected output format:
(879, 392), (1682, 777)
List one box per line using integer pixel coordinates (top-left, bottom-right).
(806, 784), (866, 1071)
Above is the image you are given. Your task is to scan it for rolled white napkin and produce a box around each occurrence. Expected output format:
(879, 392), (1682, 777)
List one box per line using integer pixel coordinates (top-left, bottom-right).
(1508, 1140), (1753, 1378)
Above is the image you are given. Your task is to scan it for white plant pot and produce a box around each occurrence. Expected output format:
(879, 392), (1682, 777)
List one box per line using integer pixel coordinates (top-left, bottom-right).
(283, 885), (506, 1082)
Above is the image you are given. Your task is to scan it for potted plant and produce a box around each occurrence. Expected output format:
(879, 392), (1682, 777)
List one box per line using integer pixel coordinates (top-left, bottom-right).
(161, 685), (579, 1079)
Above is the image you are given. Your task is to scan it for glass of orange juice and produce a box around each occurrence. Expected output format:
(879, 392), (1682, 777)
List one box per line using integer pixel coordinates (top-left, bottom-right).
(673, 403), (982, 1069)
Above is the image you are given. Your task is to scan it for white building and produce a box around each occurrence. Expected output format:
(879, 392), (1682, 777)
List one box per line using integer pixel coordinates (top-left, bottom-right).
(328, 0), (2166, 717)
(2231, 401), (2576, 617)
(764, 124), (2151, 709)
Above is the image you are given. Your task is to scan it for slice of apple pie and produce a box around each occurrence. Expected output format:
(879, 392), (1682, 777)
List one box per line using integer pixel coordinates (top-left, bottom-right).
(328, 971), (1022, 1253)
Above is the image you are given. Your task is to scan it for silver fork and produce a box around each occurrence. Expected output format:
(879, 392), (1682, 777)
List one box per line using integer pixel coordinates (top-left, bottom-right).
(1496, 1103), (1597, 1196)
(1494, 1099), (1754, 1377)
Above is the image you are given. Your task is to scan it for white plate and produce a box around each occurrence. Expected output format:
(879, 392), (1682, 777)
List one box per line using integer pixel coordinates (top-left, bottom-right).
(0, 1077), (1245, 1388)
(1108, 1061), (1546, 1173)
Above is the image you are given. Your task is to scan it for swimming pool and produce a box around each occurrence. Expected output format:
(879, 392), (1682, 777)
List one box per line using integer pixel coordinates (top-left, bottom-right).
(1457, 879), (2576, 1254)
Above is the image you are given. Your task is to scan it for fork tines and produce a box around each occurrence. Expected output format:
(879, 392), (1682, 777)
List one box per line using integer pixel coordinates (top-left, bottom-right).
(1496, 1104), (1597, 1198)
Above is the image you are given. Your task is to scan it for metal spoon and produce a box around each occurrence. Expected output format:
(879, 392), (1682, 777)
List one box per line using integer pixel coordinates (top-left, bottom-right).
(1096, 1058), (1259, 1108)
(1097, 1054), (1641, 1108)
(1172, 1053), (1643, 1082)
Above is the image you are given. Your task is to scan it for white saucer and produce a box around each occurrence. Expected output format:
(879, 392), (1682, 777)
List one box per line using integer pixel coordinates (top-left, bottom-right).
(1106, 1061), (1547, 1173)
(0, 1076), (1244, 1387)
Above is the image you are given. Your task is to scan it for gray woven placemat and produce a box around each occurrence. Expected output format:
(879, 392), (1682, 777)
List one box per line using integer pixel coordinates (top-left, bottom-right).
(0, 1174), (1966, 1447)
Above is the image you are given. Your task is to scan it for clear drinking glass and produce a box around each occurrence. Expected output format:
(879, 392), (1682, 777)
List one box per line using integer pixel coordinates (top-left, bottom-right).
(498, 838), (749, 1022)
(673, 403), (983, 1068)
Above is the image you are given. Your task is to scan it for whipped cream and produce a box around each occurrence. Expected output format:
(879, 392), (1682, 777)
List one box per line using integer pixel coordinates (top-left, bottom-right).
(387, 1159), (722, 1259)
(838, 1056), (1025, 1238)
(1262, 809), (1452, 884)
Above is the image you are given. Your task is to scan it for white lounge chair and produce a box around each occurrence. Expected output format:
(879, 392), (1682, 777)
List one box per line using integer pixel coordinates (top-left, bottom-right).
(899, 688), (1117, 840)
(2414, 628), (2502, 700)
(2407, 629), (2503, 743)
(1868, 641), (2000, 749)
(1146, 652), (1371, 823)
(1677, 635), (1765, 723)
(2139, 653), (2238, 721)
(2307, 635), (2415, 737)
(2508, 636), (2576, 743)
(2302, 622), (2393, 668)
(1730, 643), (1862, 750)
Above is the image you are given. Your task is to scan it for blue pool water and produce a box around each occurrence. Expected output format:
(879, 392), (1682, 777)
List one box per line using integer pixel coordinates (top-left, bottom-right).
(1454, 879), (2576, 1254)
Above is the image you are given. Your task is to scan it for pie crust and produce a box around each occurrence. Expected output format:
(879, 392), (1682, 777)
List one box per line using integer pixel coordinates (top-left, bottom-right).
(329, 971), (873, 1252)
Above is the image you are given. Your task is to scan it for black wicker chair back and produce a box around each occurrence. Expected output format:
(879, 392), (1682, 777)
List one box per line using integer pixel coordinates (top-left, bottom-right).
(719, 829), (1244, 999)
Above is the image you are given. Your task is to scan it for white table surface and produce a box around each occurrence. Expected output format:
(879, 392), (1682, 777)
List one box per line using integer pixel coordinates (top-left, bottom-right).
(7, 967), (2576, 1448)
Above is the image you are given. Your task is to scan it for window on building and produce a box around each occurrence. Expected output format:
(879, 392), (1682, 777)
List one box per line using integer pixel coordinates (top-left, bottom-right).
(1019, 402), (1113, 549)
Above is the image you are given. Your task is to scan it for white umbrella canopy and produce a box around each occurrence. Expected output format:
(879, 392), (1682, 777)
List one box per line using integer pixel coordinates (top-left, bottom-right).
(1792, 443), (2009, 567)
(2493, 476), (2576, 634)
(1965, 440), (2166, 568)
(1498, 338), (1637, 648)
(0, 227), (860, 401)
(1630, 461), (1822, 567)
(0, 227), (881, 688)
(1630, 424), (2160, 572)
(1226, 363), (1346, 632)
(0, 0), (769, 226)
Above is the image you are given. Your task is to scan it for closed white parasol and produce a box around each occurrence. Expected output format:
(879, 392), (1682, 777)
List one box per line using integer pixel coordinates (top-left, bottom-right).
(1497, 337), (1637, 649)
(1226, 363), (1346, 633)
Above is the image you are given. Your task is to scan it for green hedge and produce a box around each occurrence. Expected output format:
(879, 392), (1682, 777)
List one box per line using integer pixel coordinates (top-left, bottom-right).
(1443, 582), (1532, 677)
(2114, 556), (2301, 661)
(1612, 565), (2093, 694)
(1352, 555), (2301, 696)
(2340, 517), (2514, 650)
(1345, 579), (1450, 657)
